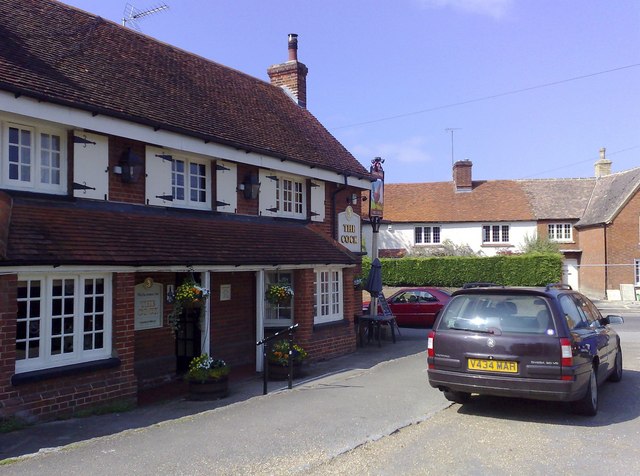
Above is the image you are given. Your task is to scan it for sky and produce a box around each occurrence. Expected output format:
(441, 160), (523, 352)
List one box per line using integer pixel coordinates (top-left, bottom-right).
(57, 0), (639, 184)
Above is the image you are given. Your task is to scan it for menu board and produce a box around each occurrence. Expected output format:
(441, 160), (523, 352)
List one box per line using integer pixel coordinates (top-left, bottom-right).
(378, 293), (394, 317)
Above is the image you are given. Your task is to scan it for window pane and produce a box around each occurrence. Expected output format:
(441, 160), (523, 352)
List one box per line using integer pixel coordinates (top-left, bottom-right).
(415, 227), (423, 244)
(433, 227), (441, 243)
(502, 226), (509, 242)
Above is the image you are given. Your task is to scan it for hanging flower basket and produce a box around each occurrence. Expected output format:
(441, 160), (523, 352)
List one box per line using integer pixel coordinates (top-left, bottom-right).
(168, 279), (210, 332)
(265, 282), (294, 305)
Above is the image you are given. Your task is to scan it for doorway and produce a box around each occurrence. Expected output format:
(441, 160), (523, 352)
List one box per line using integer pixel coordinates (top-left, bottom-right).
(175, 305), (203, 374)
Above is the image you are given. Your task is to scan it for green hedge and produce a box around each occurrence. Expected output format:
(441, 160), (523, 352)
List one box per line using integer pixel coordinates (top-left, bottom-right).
(361, 253), (563, 288)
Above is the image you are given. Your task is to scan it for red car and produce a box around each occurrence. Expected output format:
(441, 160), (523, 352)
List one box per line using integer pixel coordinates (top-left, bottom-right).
(364, 287), (451, 327)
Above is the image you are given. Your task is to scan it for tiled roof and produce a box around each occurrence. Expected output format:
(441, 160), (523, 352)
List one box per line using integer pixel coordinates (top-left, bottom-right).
(0, 192), (356, 267)
(578, 167), (640, 227)
(519, 178), (595, 220)
(381, 181), (535, 223)
(0, 0), (368, 179)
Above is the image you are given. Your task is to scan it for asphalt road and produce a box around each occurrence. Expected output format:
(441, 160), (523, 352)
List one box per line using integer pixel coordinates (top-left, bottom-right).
(308, 303), (640, 476)
(2, 303), (639, 475)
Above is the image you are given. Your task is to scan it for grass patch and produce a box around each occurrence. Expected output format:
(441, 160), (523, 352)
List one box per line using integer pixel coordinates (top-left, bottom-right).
(0, 418), (31, 434)
(73, 399), (135, 419)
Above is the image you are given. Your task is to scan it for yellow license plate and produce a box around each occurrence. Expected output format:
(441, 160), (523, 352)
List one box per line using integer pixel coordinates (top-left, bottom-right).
(468, 358), (518, 373)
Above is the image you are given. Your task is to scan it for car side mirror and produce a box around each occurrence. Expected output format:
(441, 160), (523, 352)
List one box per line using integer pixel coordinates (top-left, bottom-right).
(600, 315), (624, 326)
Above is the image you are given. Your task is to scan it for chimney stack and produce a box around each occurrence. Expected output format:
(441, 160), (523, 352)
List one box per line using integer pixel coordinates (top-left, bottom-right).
(594, 147), (612, 178)
(268, 33), (308, 108)
(453, 159), (473, 192)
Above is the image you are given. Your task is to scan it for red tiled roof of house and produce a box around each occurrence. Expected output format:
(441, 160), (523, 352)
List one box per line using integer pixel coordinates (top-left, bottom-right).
(381, 181), (535, 223)
(1, 192), (356, 266)
(0, 0), (368, 180)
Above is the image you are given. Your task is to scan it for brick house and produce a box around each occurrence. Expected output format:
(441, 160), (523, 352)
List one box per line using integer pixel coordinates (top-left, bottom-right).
(364, 153), (640, 300)
(0, 0), (371, 422)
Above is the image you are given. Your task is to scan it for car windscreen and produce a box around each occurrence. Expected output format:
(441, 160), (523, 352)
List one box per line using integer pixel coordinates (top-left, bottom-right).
(437, 294), (556, 335)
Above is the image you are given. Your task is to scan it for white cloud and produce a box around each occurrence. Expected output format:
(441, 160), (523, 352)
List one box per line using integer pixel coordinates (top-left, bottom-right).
(352, 136), (433, 169)
(416, 0), (513, 19)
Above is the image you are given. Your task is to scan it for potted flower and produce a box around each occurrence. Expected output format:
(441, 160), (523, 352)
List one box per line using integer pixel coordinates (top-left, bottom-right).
(185, 353), (230, 400)
(265, 281), (294, 305)
(168, 278), (210, 332)
(267, 339), (308, 380)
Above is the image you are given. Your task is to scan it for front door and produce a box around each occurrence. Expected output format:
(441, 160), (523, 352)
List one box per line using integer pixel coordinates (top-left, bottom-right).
(563, 259), (579, 290)
(175, 306), (202, 374)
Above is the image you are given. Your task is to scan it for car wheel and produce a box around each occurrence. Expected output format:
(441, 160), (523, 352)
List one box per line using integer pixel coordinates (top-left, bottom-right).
(443, 390), (471, 404)
(608, 347), (623, 382)
(574, 368), (598, 416)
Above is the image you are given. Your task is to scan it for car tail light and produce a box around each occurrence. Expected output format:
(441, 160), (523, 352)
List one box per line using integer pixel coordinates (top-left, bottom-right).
(560, 338), (573, 381)
(427, 330), (435, 369)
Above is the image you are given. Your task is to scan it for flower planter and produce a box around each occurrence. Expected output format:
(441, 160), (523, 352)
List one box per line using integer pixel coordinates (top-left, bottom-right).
(187, 377), (229, 401)
(268, 362), (303, 381)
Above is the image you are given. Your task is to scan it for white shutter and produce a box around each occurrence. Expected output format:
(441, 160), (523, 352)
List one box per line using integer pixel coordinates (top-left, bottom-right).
(258, 169), (278, 217)
(145, 146), (173, 206)
(310, 180), (325, 222)
(73, 131), (108, 200)
(216, 160), (237, 213)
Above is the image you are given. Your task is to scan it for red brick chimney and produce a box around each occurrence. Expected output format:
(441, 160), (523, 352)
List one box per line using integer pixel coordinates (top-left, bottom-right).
(267, 33), (308, 108)
(453, 159), (473, 192)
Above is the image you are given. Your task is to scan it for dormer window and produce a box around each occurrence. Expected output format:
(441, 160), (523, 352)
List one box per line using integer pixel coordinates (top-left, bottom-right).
(1, 119), (67, 194)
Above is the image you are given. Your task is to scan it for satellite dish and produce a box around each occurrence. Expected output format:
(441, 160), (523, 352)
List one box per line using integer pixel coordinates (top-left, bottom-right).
(122, 3), (169, 30)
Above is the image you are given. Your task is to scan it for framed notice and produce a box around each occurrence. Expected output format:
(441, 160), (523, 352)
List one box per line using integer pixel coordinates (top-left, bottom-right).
(134, 280), (163, 330)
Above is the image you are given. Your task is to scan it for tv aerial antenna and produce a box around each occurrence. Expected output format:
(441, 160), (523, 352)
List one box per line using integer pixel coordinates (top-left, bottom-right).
(122, 3), (169, 30)
(445, 128), (461, 166)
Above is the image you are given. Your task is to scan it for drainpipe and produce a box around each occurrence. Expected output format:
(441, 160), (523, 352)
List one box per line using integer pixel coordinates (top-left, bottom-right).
(331, 175), (349, 240)
(603, 224), (608, 296)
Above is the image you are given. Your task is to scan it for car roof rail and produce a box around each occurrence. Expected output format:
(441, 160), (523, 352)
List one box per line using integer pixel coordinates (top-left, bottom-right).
(545, 282), (572, 291)
(462, 282), (500, 289)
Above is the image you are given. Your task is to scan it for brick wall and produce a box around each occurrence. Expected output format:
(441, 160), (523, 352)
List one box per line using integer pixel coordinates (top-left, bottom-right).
(211, 272), (257, 368)
(0, 273), (137, 424)
(109, 136), (146, 204)
(578, 226), (606, 298)
(604, 191), (640, 292)
(235, 164), (260, 216)
(133, 273), (178, 389)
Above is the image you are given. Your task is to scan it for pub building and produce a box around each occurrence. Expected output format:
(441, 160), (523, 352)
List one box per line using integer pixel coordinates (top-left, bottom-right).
(0, 0), (371, 422)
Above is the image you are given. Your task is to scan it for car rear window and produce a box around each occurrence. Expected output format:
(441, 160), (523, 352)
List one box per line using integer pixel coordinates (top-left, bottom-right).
(437, 294), (556, 335)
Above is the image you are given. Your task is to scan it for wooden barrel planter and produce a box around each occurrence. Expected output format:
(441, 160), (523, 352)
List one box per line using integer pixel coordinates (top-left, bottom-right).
(187, 377), (229, 401)
(268, 362), (303, 381)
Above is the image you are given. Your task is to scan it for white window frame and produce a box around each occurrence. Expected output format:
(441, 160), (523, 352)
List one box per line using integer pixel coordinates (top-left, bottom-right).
(264, 271), (294, 328)
(172, 155), (210, 209)
(1, 120), (67, 194)
(275, 174), (306, 219)
(314, 267), (343, 324)
(15, 273), (113, 373)
(414, 225), (441, 245)
(482, 224), (510, 244)
(548, 223), (573, 242)
(635, 259), (640, 285)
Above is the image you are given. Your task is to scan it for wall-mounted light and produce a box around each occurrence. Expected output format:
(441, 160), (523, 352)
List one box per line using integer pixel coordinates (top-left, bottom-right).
(347, 193), (358, 205)
(115, 147), (143, 183)
(239, 174), (260, 199)
(166, 284), (175, 303)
